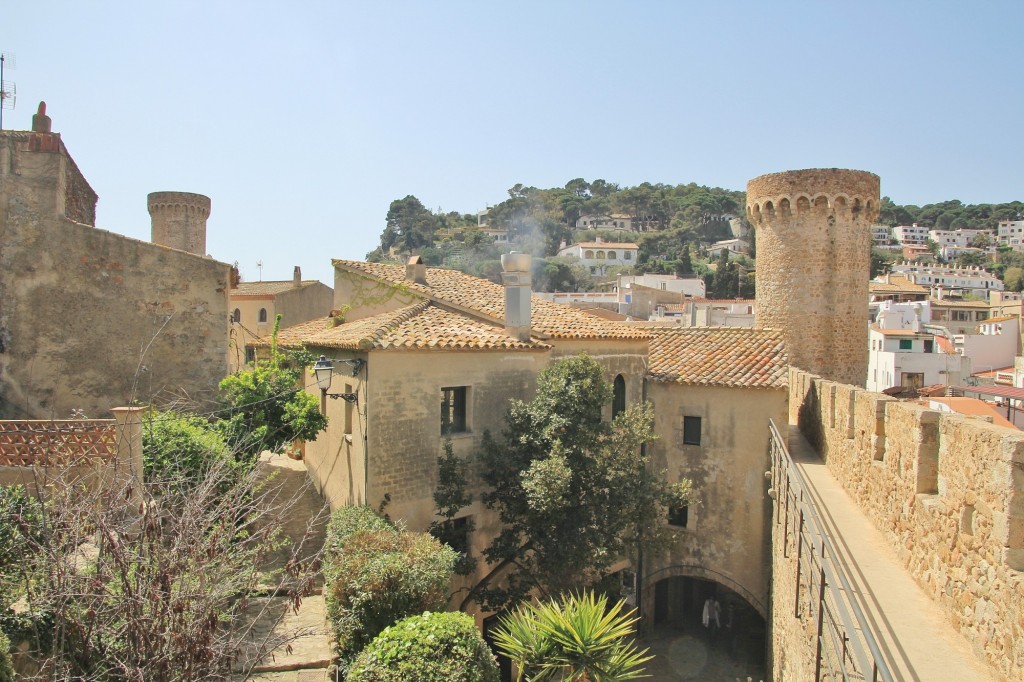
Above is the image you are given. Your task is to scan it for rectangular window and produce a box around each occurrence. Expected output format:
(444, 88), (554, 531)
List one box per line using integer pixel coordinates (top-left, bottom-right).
(449, 516), (471, 555)
(923, 340), (934, 353)
(683, 416), (701, 445)
(441, 386), (468, 434)
(668, 505), (689, 528)
(899, 339), (913, 350)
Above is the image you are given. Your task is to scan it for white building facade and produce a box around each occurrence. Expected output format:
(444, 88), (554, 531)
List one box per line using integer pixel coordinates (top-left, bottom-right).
(557, 239), (640, 276)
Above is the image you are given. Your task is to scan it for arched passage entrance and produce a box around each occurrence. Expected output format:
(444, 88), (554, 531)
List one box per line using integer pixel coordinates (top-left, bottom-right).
(640, 566), (767, 681)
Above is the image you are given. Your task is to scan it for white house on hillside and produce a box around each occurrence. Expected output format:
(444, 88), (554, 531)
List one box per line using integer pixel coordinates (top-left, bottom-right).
(557, 239), (640, 276)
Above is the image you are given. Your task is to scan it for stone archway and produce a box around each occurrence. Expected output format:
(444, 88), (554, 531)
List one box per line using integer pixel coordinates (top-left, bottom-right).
(640, 565), (768, 681)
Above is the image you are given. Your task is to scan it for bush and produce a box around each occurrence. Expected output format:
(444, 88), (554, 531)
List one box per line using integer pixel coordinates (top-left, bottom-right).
(0, 628), (13, 682)
(322, 506), (456, 661)
(347, 611), (499, 682)
(142, 410), (236, 492)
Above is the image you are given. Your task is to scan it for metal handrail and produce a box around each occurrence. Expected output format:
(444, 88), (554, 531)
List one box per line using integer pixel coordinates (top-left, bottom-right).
(769, 419), (894, 682)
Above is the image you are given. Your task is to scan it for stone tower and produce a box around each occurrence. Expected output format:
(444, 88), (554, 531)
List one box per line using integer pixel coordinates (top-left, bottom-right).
(747, 169), (880, 386)
(148, 191), (211, 256)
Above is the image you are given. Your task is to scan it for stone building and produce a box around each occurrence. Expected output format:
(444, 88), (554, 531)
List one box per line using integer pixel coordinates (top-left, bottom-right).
(258, 255), (788, 640)
(228, 267), (333, 372)
(0, 104), (231, 418)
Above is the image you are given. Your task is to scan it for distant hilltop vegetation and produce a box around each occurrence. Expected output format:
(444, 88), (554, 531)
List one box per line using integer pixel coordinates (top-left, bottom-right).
(366, 178), (1022, 293)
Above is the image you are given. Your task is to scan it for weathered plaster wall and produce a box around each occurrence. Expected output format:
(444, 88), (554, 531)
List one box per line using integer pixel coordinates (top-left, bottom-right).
(0, 131), (231, 418)
(333, 268), (422, 322)
(645, 382), (787, 616)
(789, 367), (1024, 680)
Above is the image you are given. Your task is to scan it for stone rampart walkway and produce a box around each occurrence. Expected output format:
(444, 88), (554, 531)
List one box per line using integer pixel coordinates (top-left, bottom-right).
(787, 426), (997, 681)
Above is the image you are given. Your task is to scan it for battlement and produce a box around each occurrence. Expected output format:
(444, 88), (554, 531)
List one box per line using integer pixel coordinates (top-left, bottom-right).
(746, 168), (880, 227)
(789, 367), (1024, 679)
(147, 191), (211, 256)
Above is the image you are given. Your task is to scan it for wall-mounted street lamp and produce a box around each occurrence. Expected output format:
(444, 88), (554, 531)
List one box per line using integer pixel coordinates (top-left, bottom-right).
(312, 355), (363, 403)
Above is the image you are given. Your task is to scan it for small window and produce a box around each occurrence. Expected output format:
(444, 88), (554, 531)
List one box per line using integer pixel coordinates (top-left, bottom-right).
(245, 347), (256, 364)
(683, 416), (702, 446)
(441, 386), (468, 434)
(607, 250), (617, 259)
(585, 250), (594, 259)
(668, 505), (689, 528)
(449, 516), (471, 554)
(923, 339), (934, 353)
(258, 308), (268, 323)
(612, 375), (626, 419)
(232, 308), (241, 323)
(624, 252), (632, 260)
(899, 339), (913, 350)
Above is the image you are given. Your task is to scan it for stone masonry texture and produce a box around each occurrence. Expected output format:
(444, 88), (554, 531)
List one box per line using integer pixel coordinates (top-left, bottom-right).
(748, 169), (880, 387)
(785, 367), (1024, 680)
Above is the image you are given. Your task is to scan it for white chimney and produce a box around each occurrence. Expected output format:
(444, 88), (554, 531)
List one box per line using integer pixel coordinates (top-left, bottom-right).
(501, 252), (532, 341)
(911, 303), (922, 333)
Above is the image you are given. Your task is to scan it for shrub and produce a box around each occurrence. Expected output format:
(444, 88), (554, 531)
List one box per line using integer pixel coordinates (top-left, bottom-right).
(142, 410), (236, 492)
(0, 628), (13, 682)
(322, 506), (456, 661)
(347, 611), (499, 682)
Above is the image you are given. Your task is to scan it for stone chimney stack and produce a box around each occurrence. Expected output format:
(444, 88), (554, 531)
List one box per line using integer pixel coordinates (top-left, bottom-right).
(293, 266), (302, 287)
(501, 252), (532, 341)
(148, 191), (211, 256)
(405, 255), (427, 285)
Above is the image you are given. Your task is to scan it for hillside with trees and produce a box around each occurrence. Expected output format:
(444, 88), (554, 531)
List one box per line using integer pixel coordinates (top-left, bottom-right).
(366, 180), (1022, 293)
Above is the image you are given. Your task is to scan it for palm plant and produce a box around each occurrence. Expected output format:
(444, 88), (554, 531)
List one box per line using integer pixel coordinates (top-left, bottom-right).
(493, 591), (652, 681)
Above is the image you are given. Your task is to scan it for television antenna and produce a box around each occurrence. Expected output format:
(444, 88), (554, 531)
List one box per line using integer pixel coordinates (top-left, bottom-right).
(0, 52), (16, 131)
(256, 260), (264, 281)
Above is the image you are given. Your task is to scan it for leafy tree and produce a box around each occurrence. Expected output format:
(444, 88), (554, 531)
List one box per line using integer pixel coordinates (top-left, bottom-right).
(347, 611), (499, 682)
(217, 316), (326, 462)
(381, 195), (439, 254)
(142, 410), (236, 492)
(1003, 266), (1024, 292)
(493, 591), (651, 682)
(323, 506), (456, 663)
(429, 439), (478, 575)
(463, 355), (691, 611)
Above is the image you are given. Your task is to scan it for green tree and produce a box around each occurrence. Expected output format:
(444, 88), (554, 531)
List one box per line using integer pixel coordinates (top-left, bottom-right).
(142, 410), (236, 492)
(493, 591), (651, 682)
(382, 195), (439, 254)
(674, 243), (693, 276)
(347, 611), (499, 682)
(463, 355), (691, 611)
(323, 506), (456, 663)
(217, 317), (327, 462)
(429, 439), (478, 575)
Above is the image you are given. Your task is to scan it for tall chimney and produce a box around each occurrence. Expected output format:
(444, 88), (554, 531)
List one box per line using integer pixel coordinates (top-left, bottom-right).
(148, 191), (211, 256)
(501, 252), (532, 341)
(293, 266), (302, 287)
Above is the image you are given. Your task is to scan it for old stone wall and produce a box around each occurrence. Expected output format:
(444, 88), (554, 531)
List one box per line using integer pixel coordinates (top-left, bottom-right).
(790, 367), (1024, 679)
(645, 382), (787, 617)
(0, 132), (231, 418)
(749, 169), (879, 386)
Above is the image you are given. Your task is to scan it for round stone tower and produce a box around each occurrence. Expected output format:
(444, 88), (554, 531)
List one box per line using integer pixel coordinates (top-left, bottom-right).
(747, 169), (880, 386)
(147, 191), (211, 256)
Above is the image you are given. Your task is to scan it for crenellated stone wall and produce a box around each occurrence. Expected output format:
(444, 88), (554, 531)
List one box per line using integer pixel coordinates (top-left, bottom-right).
(790, 367), (1024, 679)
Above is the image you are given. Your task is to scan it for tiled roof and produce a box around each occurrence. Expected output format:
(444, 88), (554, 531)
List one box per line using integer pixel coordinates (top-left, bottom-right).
(648, 327), (788, 389)
(232, 280), (322, 296)
(332, 260), (650, 341)
(930, 299), (990, 308)
(870, 325), (925, 336)
(258, 302), (550, 352)
(572, 242), (640, 249)
(981, 315), (1017, 324)
(869, 276), (928, 294)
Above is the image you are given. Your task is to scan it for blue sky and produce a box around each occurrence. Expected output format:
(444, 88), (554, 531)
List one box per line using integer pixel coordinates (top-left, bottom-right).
(5, 1), (1021, 285)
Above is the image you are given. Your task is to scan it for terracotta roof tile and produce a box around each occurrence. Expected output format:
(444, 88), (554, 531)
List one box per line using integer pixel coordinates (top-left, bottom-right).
(332, 260), (650, 341)
(869, 276), (928, 294)
(257, 302), (550, 352)
(648, 327), (788, 389)
(232, 280), (322, 296)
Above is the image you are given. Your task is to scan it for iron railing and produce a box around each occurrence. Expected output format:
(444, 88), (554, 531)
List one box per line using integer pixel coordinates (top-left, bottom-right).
(769, 420), (894, 682)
